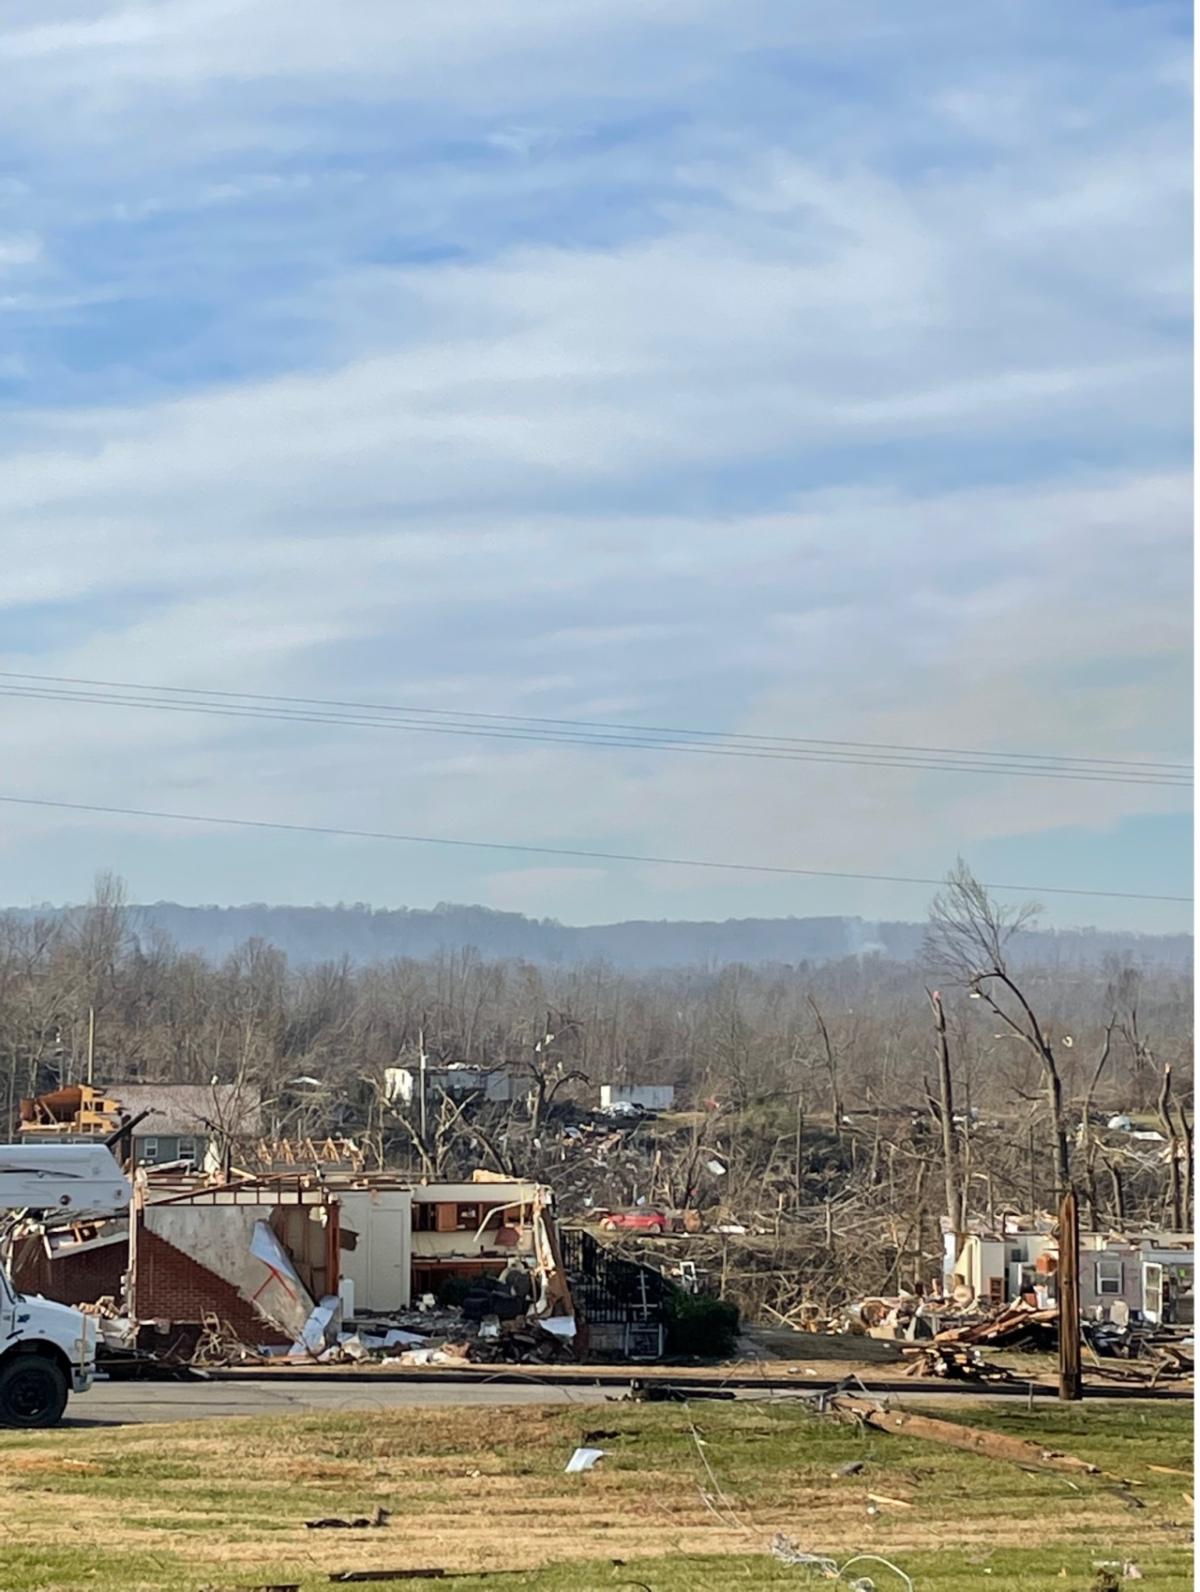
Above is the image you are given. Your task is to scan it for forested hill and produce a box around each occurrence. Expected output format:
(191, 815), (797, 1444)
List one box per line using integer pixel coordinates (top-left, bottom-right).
(9, 901), (1190, 972)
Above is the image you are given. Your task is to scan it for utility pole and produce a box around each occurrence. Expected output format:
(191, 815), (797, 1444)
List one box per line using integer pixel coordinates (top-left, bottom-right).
(418, 1027), (428, 1149)
(86, 1006), (95, 1088)
(928, 990), (962, 1287)
(1058, 1186), (1082, 1402)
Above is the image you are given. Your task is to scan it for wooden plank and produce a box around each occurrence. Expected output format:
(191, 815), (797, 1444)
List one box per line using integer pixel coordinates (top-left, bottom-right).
(329, 1574), (447, 1584)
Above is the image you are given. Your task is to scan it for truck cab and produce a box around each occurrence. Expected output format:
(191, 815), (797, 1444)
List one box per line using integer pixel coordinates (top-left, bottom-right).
(0, 1269), (99, 1424)
(0, 1143), (131, 1426)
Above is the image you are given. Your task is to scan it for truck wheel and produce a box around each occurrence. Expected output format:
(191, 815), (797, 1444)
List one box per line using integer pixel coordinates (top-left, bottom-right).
(0, 1355), (69, 1428)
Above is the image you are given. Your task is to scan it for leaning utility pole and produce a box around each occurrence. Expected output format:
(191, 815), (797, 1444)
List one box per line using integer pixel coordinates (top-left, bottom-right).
(1057, 1186), (1082, 1402)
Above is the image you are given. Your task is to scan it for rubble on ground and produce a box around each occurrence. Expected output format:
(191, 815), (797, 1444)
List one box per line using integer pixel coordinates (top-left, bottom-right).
(181, 1277), (579, 1370)
(933, 1298), (1059, 1350)
(901, 1343), (1015, 1382)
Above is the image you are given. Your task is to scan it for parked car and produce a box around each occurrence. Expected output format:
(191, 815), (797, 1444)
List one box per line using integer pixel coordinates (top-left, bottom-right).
(600, 1208), (670, 1235)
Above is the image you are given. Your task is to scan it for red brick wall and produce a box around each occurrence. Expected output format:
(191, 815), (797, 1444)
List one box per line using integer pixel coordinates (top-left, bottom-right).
(131, 1228), (290, 1346)
(10, 1234), (126, 1307)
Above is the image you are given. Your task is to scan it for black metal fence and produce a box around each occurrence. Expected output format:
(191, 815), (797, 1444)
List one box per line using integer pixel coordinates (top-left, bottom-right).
(559, 1226), (668, 1324)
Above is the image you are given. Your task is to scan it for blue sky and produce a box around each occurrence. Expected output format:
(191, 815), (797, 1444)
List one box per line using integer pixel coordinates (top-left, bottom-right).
(0, 0), (1192, 934)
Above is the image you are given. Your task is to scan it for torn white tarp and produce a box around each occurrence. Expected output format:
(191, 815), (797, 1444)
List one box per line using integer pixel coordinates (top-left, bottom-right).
(248, 1220), (319, 1340)
(565, 1447), (608, 1473)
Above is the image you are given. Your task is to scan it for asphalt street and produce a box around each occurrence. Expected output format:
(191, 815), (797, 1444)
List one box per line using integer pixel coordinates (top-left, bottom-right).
(55, 1375), (1148, 1426)
(64, 1376), (615, 1424)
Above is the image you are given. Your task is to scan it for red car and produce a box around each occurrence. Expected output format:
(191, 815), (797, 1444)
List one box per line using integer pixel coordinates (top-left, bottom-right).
(600, 1209), (671, 1235)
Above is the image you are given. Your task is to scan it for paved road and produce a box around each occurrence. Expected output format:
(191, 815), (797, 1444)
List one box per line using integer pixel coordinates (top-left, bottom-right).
(65, 1377), (613, 1424)
(59, 1375), (1156, 1426)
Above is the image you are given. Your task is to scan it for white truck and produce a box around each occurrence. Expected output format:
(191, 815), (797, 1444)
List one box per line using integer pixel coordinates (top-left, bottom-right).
(0, 1142), (132, 1426)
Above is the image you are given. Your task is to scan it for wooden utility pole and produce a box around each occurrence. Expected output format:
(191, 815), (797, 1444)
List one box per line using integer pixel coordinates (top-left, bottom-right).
(928, 990), (963, 1287)
(86, 1006), (95, 1087)
(1057, 1186), (1082, 1402)
(418, 1026), (428, 1148)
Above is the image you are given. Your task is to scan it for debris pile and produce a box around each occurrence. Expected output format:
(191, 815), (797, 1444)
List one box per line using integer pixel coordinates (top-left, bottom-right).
(900, 1343), (1015, 1382)
(1082, 1321), (1194, 1386)
(932, 1299), (1059, 1351)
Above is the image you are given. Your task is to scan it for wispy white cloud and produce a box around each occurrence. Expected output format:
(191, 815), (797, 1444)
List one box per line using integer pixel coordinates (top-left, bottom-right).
(0, 0), (1189, 929)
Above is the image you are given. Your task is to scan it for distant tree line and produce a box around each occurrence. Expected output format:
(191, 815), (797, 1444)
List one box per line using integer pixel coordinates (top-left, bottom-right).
(0, 868), (1190, 1303)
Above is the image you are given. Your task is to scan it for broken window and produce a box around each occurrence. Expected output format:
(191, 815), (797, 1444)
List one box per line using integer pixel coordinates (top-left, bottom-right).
(1096, 1257), (1124, 1296)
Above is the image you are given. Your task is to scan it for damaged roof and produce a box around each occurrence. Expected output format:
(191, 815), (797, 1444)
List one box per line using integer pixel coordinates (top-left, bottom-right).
(105, 1081), (265, 1137)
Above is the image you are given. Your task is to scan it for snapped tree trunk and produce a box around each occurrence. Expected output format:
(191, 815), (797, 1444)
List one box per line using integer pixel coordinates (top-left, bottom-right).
(1157, 1064), (1184, 1230)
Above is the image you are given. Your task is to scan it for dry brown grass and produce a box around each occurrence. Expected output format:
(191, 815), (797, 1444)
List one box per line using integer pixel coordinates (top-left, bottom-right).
(0, 1399), (1191, 1591)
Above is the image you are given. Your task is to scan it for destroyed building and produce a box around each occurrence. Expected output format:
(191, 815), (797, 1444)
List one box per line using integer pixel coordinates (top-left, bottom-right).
(946, 1216), (1194, 1325)
(5, 1161), (614, 1363)
(383, 1063), (515, 1108)
(19, 1080), (265, 1172)
(598, 1083), (675, 1112)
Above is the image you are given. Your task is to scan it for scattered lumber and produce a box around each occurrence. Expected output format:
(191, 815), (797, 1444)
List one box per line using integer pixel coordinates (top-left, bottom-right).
(901, 1343), (1014, 1382)
(933, 1300), (1058, 1350)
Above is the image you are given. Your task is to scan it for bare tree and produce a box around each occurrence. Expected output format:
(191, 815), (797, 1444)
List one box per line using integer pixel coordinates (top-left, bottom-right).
(1078, 1017), (1116, 1227)
(521, 1010), (588, 1136)
(806, 994), (843, 1140)
(927, 861), (1070, 1199)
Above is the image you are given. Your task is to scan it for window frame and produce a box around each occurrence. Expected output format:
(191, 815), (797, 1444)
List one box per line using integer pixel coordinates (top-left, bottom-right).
(1095, 1256), (1124, 1296)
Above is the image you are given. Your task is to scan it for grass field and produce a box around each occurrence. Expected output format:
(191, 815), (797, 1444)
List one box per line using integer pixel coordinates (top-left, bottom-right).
(0, 1397), (1191, 1591)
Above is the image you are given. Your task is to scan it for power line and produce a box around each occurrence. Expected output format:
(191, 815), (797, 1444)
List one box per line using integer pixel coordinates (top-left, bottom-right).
(0, 667), (1186, 770)
(0, 677), (1190, 788)
(0, 793), (1189, 903)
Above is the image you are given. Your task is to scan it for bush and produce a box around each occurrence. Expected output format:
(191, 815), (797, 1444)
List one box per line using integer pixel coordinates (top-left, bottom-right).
(664, 1288), (740, 1357)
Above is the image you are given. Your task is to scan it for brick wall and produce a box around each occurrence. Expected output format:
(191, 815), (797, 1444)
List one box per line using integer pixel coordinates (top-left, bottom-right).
(131, 1228), (290, 1346)
(10, 1234), (126, 1307)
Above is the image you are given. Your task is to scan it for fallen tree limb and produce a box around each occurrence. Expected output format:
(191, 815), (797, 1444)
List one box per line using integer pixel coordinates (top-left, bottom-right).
(823, 1394), (1098, 1474)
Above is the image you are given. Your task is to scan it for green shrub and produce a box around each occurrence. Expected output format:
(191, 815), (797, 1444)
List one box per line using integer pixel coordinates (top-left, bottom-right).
(664, 1289), (740, 1357)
